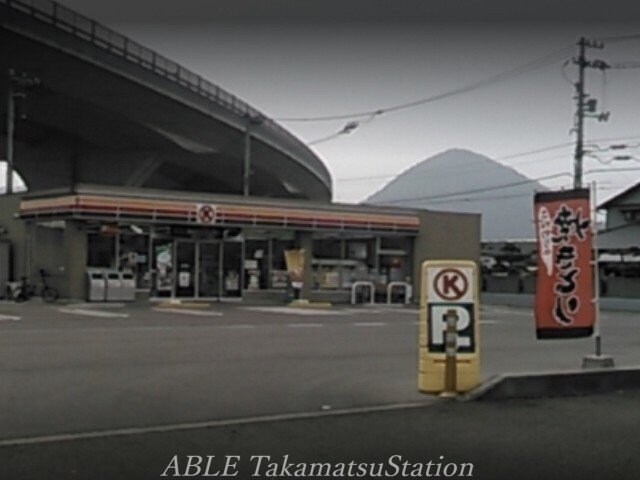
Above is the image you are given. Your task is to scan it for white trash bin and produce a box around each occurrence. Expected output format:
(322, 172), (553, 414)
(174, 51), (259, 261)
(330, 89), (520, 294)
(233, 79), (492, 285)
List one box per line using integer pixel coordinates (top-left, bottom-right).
(105, 270), (123, 302)
(86, 269), (107, 302)
(120, 271), (136, 302)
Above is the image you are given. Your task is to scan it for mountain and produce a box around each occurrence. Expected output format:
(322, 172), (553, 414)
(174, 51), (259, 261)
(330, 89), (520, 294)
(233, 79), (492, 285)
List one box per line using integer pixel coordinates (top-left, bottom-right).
(364, 149), (548, 240)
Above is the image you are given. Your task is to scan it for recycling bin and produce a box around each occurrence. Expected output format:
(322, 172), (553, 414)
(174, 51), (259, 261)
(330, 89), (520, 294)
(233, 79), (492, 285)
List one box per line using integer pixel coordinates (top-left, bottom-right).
(86, 269), (107, 302)
(120, 271), (137, 301)
(105, 270), (123, 302)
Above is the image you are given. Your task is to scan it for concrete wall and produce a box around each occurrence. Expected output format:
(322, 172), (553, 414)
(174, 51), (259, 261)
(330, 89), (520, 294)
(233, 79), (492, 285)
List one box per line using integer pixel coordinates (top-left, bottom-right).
(30, 223), (68, 296)
(0, 195), (88, 298)
(0, 193), (28, 281)
(484, 275), (521, 294)
(603, 277), (640, 298)
(29, 221), (88, 299)
(412, 210), (481, 301)
(482, 273), (640, 300)
(64, 221), (88, 299)
(483, 292), (640, 313)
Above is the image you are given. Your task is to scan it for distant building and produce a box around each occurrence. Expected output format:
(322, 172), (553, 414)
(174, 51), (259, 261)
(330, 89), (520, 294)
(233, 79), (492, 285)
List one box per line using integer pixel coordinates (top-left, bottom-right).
(598, 182), (640, 252)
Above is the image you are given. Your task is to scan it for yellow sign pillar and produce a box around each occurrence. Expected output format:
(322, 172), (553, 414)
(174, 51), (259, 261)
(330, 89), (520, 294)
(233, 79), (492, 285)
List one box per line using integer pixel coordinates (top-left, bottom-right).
(418, 260), (481, 393)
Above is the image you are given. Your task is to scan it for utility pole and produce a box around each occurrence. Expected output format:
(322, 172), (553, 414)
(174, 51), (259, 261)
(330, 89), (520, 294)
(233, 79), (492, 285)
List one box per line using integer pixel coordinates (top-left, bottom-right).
(243, 122), (251, 197)
(4, 69), (40, 195)
(571, 40), (614, 369)
(572, 37), (609, 189)
(5, 70), (15, 195)
(242, 114), (264, 197)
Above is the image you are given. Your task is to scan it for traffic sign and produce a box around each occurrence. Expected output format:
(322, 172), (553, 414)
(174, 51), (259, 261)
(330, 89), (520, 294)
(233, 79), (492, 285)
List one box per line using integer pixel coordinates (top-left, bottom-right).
(428, 304), (475, 353)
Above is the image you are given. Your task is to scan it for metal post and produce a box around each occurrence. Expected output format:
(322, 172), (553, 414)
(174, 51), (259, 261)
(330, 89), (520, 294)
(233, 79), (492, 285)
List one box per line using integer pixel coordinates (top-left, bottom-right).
(243, 122), (251, 197)
(583, 181), (615, 369)
(440, 308), (459, 398)
(5, 71), (15, 195)
(592, 181), (601, 356)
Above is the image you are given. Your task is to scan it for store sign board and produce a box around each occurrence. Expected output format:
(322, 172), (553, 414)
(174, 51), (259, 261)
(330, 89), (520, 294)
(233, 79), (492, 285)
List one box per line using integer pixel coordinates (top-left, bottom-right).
(196, 204), (217, 224)
(419, 260), (480, 393)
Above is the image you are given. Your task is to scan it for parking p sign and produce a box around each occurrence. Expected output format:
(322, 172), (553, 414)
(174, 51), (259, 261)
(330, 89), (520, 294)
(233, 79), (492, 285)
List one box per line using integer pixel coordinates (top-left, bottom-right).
(418, 260), (481, 393)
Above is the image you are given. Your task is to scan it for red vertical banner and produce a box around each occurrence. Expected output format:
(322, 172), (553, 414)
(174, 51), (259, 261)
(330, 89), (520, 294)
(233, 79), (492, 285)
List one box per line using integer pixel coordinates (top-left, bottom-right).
(533, 189), (594, 339)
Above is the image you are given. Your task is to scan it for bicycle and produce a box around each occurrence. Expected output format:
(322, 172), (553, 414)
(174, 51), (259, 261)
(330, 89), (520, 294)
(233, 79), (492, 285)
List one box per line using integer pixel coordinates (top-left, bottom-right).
(9, 269), (59, 303)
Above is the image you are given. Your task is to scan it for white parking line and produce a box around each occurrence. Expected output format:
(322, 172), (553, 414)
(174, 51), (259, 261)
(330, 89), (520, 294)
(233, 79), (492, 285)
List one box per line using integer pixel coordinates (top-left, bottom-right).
(0, 314), (21, 322)
(287, 323), (323, 328)
(68, 302), (126, 309)
(353, 322), (387, 327)
(479, 320), (499, 325)
(340, 308), (379, 314)
(381, 308), (419, 315)
(153, 308), (223, 317)
(58, 308), (129, 318)
(219, 324), (256, 330)
(242, 307), (340, 316)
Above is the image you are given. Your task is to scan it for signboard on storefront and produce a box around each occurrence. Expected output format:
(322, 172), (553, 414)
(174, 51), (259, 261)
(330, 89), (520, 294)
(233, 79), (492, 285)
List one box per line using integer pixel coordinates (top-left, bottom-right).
(534, 189), (595, 339)
(418, 260), (481, 393)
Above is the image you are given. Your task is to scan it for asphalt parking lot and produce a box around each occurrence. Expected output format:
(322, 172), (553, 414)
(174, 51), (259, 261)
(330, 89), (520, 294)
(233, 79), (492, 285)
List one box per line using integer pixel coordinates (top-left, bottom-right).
(1, 300), (639, 479)
(3, 390), (640, 480)
(0, 300), (639, 443)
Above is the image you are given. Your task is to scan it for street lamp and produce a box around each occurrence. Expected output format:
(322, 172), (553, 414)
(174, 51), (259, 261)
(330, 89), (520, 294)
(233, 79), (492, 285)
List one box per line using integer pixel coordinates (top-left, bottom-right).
(242, 113), (265, 197)
(5, 69), (40, 195)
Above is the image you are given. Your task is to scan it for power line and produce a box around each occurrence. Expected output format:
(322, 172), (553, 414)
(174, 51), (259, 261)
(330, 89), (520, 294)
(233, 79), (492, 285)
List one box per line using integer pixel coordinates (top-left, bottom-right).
(425, 191), (544, 205)
(276, 45), (573, 123)
(595, 32), (640, 43)
(361, 167), (640, 206)
(336, 153), (571, 185)
(308, 132), (344, 146)
(334, 135), (640, 184)
(367, 172), (572, 206)
(609, 61), (640, 70)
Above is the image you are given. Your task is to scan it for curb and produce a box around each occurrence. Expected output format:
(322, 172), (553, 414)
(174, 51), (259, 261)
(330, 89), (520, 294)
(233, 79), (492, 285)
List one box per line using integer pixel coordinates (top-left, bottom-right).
(462, 366), (640, 401)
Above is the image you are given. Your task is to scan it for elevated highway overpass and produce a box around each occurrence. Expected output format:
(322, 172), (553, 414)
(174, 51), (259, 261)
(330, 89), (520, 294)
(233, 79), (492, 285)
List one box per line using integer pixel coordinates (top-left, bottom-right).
(0, 0), (332, 200)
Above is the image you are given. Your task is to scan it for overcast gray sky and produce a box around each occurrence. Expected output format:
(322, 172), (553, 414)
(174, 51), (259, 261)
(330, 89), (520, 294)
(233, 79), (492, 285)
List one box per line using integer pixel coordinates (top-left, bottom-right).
(55, 1), (640, 203)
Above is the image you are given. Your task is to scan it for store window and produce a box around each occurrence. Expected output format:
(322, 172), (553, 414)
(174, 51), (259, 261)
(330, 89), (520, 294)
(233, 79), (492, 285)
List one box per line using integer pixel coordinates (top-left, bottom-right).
(344, 237), (376, 287)
(244, 240), (269, 290)
(312, 237), (344, 290)
(222, 241), (242, 297)
(271, 239), (295, 289)
(87, 233), (116, 268)
(379, 237), (413, 284)
(119, 231), (151, 289)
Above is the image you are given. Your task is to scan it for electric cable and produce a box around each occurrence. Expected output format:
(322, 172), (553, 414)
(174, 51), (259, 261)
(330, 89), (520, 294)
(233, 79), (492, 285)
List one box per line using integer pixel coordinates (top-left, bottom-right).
(276, 45), (573, 123)
(367, 172), (572, 205)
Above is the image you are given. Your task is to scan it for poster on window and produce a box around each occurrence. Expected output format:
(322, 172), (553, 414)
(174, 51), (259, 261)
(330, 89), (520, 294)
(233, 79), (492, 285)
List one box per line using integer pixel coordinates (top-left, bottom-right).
(533, 189), (595, 339)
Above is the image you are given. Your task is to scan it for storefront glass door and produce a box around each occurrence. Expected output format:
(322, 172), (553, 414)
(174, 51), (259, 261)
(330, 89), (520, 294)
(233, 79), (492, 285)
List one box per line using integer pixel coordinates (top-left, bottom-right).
(153, 239), (242, 300)
(175, 241), (196, 298)
(152, 239), (174, 298)
(198, 242), (220, 298)
(222, 241), (243, 298)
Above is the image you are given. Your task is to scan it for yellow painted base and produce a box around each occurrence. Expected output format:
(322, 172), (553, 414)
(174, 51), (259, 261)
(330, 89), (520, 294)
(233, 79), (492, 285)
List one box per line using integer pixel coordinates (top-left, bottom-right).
(418, 355), (480, 393)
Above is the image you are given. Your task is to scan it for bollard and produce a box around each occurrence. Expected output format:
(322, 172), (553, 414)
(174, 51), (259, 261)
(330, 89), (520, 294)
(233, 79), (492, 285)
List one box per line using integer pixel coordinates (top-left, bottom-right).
(440, 309), (459, 398)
